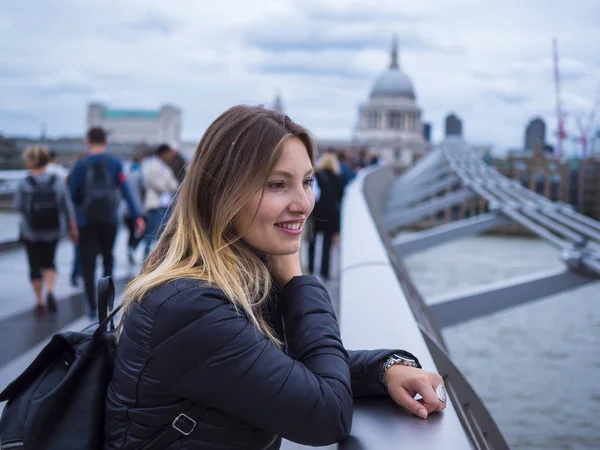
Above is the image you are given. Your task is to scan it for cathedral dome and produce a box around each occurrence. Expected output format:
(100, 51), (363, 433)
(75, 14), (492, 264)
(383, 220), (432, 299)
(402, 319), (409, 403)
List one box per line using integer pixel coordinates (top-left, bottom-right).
(370, 39), (416, 100)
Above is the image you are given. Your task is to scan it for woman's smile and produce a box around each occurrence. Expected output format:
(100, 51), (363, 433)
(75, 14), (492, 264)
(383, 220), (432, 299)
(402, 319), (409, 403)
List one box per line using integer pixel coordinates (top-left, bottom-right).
(275, 219), (305, 235)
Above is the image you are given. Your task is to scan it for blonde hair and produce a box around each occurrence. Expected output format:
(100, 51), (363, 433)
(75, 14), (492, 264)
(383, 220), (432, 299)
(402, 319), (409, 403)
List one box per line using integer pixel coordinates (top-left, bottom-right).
(317, 152), (341, 175)
(22, 145), (51, 170)
(121, 105), (315, 344)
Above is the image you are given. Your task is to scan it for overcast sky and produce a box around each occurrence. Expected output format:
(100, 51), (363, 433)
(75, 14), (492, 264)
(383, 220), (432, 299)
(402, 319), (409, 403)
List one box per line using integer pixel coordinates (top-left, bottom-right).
(1, 0), (598, 154)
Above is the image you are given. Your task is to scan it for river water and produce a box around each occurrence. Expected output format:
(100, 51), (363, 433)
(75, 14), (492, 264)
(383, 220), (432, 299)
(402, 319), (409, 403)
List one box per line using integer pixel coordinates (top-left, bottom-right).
(403, 234), (600, 449)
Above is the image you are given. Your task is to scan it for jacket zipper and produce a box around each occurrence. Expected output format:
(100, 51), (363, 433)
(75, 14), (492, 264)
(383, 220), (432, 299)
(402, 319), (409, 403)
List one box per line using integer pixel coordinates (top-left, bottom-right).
(0, 441), (25, 449)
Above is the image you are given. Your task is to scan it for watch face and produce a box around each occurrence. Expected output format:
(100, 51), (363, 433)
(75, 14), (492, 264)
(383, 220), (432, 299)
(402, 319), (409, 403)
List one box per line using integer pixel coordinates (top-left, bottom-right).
(395, 354), (416, 364)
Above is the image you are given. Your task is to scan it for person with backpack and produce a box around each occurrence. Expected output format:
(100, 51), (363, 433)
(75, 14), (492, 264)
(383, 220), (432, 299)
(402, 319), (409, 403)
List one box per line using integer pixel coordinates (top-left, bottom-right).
(68, 127), (145, 319)
(13, 145), (78, 315)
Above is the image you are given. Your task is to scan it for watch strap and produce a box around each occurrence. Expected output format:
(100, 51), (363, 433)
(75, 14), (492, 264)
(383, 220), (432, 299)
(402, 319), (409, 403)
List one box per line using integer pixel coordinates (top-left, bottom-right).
(378, 352), (420, 387)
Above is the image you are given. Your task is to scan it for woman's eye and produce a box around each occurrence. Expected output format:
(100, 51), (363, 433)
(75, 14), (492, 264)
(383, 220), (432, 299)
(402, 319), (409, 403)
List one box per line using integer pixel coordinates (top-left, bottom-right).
(304, 177), (314, 188)
(268, 181), (285, 190)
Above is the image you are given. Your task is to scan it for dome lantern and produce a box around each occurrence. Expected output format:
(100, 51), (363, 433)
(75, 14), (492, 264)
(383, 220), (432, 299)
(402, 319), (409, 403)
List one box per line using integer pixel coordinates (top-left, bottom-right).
(370, 37), (415, 100)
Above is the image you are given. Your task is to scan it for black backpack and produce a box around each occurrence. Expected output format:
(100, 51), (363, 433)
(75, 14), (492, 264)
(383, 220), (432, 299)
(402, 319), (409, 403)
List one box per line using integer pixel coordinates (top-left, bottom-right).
(82, 157), (117, 224)
(0, 278), (205, 450)
(26, 175), (60, 231)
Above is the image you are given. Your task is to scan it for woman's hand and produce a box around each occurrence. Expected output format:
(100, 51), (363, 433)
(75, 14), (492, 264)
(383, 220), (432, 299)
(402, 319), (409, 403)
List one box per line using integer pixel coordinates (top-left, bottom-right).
(269, 251), (303, 287)
(384, 365), (446, 419)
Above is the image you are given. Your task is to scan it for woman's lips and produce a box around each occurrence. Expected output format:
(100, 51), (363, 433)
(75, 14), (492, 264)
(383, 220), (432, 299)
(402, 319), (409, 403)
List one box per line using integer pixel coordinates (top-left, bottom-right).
(275, 220), (304, 235)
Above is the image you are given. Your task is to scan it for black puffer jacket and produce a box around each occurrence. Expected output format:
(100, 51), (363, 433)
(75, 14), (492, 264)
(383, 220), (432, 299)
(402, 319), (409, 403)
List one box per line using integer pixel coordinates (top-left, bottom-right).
(104, 276), (417, 449)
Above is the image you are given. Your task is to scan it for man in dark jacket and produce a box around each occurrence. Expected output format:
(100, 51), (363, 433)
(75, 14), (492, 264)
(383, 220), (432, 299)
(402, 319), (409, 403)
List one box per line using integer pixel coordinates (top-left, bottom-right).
(69, 128), (144, 317)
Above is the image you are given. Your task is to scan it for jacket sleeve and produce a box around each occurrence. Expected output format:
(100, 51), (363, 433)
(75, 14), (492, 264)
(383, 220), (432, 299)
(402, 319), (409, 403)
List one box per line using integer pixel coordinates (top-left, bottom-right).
(347, 349), (420, 398)
(12, 181), (25, 214)
(55, 178), (75, 224)
(269, 284), (421, 399)
(68, 160), (85, 206)
(113, 160), (140, 220)
(150, 276), (353, 447)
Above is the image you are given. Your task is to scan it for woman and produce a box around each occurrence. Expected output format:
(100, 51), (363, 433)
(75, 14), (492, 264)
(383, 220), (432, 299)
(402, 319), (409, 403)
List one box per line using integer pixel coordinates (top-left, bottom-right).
(307, 152), (344, 280)
(13, 145), (78, 315)
(104, 106), (446, 449)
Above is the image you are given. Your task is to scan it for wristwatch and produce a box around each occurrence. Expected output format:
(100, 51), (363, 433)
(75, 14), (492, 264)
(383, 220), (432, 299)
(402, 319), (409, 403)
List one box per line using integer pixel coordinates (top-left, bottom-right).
(378, 353), (419, 387)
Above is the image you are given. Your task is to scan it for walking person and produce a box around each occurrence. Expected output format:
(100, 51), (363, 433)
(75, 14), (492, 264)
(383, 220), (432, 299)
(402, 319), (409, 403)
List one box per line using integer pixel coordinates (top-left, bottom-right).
(141, 143), (179, 259)
(122, 152), (146, 264)
(13, 145), (78, 315)
(68, 127), (144, 319)
(67, 152), (86, 287)
(104, 105), (446, 449)
(307, 152), (344, 281)
(45, 149), (69, 180)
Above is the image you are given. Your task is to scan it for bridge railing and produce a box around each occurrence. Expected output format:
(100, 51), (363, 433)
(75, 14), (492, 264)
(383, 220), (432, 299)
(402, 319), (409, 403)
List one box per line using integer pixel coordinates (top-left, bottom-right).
(335, 166), (484, 449)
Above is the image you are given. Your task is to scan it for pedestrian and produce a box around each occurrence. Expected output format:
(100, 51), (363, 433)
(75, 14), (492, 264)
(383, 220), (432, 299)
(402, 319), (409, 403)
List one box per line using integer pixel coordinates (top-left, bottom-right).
(141, 143), (179, 259)
(104, 105), (446, 449)
(307, 152), (344, 280)
(122, 152), (146, 264)
(168, 147), (188, 184)
(68, 127), (144, 319)
(336, 150), (356, 186)
(45, 149), (69, 180)
(13, 145), (78, 315)
(67, 152), (86, 287)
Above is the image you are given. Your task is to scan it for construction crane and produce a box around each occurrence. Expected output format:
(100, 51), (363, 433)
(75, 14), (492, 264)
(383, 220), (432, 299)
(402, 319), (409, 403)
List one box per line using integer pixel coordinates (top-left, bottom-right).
(584, 83), (600, 156)
(553, 38), (567, 159)
(571, 83), (600, 157)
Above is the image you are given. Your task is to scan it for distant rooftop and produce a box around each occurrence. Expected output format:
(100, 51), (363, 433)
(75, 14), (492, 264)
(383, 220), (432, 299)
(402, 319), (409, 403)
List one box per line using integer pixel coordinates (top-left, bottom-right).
(101, 109), (160, 120)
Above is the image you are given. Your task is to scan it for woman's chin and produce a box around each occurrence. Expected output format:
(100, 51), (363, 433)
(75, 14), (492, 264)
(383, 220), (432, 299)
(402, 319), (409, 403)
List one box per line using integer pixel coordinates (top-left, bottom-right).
(265, 243), (301, 256)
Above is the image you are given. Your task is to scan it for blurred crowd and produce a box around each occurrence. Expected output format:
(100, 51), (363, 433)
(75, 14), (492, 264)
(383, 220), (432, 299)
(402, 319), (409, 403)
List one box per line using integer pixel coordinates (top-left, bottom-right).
(12, 131), (381, 316)
(13, 128), (185, 318)
(305, 148), (381, 280)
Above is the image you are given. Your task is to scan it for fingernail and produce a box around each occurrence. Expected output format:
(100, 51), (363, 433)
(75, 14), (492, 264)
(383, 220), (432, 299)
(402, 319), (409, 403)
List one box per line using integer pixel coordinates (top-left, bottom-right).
(418, 409), (428, 419)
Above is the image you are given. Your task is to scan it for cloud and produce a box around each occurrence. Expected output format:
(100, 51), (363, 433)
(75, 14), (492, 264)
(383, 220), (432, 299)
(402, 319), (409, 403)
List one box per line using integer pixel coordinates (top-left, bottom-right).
(127, 13), (179, 35)
(0, 0), (598, 152)
(257, 61), (370, 80)
(487, 91), (529, 105)
(35, 84), (95, 97)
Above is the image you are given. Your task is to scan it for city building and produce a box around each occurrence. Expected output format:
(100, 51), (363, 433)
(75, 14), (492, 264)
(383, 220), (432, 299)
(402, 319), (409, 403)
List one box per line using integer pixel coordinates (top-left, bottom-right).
(272, 94), (284, 114)
(493, 145), (600, 219)
(87, 103), (181, 145)
(354, 37), (428, 168)
(524, 117), (546, 152)
(445, 114), (463, 137)
(593, 130), (600, 156)
(423, 123), (432, 143)
(0, 137), (20, 170)
(0, 136), (145, 170)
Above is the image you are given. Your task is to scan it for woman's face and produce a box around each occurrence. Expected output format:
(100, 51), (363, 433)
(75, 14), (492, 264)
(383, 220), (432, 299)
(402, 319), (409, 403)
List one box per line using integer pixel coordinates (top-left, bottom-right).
(236, 137), (314, 255)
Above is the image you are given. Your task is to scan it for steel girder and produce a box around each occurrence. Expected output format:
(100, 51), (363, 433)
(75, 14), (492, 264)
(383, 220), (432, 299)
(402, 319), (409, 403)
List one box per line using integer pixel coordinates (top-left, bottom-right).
(385, 139), (600, 328)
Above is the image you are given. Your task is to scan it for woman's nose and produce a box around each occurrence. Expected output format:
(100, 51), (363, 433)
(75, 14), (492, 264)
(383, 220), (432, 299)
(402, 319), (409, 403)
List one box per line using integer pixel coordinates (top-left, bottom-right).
(290, 187), (313, 214)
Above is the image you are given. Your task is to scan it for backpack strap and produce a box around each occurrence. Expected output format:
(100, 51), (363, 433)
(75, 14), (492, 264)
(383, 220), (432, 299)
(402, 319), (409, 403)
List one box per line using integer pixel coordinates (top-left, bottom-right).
(140, 402), (208, 450)
(95, 276), (119, 335)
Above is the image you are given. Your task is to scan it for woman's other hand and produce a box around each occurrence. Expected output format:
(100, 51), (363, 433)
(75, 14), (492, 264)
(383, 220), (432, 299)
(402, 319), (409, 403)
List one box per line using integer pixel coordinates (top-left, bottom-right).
(384, 365), (447, 419)
(269, 251), (303, 287)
